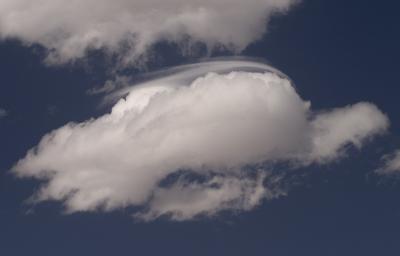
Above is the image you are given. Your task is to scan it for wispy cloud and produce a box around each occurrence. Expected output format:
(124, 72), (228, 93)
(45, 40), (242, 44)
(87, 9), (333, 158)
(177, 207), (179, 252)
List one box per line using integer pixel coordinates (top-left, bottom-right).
(377, 150), (400, 175)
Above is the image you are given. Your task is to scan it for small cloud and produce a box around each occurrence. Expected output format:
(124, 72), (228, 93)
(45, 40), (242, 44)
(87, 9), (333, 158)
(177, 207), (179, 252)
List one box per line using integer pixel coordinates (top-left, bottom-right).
(46, 105), (58, 116)
(86, 76), (130, 95)
(0, 108), (8, 118)
(376, 150), (400, 175)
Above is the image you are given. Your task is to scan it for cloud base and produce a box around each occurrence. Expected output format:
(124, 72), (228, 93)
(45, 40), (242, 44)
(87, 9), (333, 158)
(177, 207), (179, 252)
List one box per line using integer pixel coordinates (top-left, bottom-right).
(0, 0), (298, 65)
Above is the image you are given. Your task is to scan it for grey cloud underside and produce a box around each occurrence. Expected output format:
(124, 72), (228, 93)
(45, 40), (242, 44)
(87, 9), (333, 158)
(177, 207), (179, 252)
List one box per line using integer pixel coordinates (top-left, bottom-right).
(12, 60), (389, 221)
(0, 0), (299, 65)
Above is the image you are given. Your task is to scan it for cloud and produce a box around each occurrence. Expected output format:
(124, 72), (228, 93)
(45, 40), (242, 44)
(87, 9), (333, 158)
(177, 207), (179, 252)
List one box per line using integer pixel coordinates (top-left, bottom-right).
(377, 150), (400, 175)
(137, 172), (271, 221)
(308, 103), (389, 163)
(12, 60), (389, 220)
(0, 0), (298, 65)
(0, 108), (7, 118)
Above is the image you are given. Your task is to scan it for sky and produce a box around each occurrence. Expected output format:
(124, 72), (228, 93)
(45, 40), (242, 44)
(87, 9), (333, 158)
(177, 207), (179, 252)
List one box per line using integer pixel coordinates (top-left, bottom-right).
(1, 0), (400, 255)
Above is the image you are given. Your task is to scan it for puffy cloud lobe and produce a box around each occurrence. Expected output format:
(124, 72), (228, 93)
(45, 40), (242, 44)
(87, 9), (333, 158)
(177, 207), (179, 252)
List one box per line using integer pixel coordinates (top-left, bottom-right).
(308, 103), (390, 163)
(12, 66), (389, 220)
(0, 0), (298, 64)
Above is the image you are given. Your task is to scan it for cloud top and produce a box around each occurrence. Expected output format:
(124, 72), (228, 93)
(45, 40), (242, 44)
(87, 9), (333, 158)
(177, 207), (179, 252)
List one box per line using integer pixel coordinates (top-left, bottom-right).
(12, 61), (389, 220)
(0, 0), (298, 64)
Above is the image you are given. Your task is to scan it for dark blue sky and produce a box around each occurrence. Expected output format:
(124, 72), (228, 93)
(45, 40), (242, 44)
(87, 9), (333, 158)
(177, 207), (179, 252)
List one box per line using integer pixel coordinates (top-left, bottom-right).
(1, 0), (400, 255)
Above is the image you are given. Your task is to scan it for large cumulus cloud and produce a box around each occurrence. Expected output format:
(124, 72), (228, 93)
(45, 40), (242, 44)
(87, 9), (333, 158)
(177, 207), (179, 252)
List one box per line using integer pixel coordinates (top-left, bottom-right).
(0, 0), (298, 64)
(12, 61), (389, 220)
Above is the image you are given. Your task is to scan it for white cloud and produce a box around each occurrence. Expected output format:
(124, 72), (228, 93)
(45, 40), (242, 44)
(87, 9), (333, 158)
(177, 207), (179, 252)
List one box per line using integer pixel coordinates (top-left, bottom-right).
(308, 103), (389, 163)
(0, 0), (298, 64)
(12, 61), (389, 220)
(377, 150), (400, 174)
